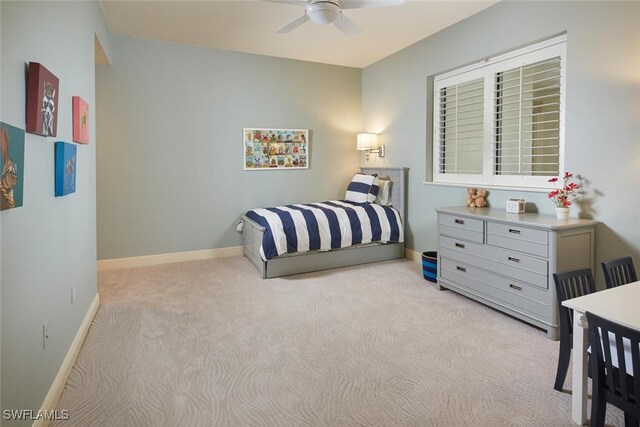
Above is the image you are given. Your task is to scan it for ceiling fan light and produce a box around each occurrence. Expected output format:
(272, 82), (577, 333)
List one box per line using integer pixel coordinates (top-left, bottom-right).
(307, 2), (340, 25)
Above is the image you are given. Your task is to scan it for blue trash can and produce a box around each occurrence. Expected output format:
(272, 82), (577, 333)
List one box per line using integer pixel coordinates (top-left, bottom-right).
(422, 251), (438, 283)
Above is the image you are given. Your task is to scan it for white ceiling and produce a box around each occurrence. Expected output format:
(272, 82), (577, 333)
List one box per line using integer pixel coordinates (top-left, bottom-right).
(99, 0), (497, 68)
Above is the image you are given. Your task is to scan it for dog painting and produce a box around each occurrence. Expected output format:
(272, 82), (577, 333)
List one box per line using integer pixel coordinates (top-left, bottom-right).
(55, 142), (76, 197)
(0, 122), (25, 211)
(26, 62), (59, 137)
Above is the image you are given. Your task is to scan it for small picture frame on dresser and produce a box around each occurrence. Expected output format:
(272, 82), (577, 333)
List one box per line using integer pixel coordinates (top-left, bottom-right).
(506, 199), (525, 214)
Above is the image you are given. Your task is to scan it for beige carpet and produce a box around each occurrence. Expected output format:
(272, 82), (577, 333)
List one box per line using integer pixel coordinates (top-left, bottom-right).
(54, 257), (624, 426)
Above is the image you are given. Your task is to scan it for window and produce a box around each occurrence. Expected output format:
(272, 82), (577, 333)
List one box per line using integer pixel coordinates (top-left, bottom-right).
(433, 35), (566, 188)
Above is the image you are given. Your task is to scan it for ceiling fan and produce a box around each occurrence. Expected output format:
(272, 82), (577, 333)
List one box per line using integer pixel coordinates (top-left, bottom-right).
(265, 0), (405, 35)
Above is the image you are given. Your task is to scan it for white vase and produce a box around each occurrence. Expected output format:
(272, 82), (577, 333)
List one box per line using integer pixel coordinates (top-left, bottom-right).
(556, 207), (570, 219)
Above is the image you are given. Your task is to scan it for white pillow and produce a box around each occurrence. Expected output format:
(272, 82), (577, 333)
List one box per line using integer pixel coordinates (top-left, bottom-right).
(375, 179), (393, 206)
(345, 173), (378, 203)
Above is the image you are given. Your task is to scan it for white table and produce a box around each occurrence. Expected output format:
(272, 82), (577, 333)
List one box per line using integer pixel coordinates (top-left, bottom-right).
(562, 281), (640, 425)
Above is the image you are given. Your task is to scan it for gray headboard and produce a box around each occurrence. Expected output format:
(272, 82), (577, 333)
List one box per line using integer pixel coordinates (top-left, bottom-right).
(360, 167), (408, 226)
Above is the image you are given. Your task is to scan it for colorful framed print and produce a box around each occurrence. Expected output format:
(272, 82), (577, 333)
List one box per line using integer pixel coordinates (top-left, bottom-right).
(243, 128), (309, 170)
(72, 96), (89, 144)
(1, 122), (26, 211)
(26, 62), (60, 137)
(55, 142), (77, 197)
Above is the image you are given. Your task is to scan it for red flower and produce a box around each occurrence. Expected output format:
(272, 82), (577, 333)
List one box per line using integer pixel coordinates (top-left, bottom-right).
(548, 172), (579, 208)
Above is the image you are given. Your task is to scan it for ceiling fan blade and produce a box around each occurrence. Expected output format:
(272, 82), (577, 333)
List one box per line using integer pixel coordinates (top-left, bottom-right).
(262, 0), (308, 6)
(340, 0), (404, 10)
(277, 15), (309, 33)
(333, 13), (362, 36)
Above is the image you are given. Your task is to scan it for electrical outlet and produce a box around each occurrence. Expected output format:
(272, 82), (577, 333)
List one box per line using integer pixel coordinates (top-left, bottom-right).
(43, 323), (50, 349)
(71, 287), (76, 305)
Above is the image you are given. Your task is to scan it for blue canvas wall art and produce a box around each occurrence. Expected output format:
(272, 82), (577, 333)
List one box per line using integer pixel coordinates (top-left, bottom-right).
(1, 122), (26, 210)
(55, 142), (76, 197)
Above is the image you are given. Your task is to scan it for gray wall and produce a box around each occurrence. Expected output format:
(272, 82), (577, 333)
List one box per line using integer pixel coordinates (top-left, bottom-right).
(0, 1), (111, 423)
(96, 35), (362, 260)
(362, 1), (640, 286)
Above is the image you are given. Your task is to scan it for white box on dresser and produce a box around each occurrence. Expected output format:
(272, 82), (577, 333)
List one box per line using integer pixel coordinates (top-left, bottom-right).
(436, 206), (598, 340)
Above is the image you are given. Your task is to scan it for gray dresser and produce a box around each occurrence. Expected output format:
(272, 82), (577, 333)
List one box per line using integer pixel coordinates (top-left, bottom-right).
(436, 206), (597, 340)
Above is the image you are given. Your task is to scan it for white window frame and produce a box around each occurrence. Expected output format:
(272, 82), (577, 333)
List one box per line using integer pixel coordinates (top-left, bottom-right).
(432, 35), (567, 189)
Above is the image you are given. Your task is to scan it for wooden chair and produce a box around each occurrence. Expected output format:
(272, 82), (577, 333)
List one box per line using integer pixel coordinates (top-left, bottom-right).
(586, 311), (640, 427)
(553, 268), (596, 391)
(602, 257), (638, 289)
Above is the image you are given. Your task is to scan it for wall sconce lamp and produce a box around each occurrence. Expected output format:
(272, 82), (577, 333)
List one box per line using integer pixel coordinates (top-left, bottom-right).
(357, 133), (385, 161)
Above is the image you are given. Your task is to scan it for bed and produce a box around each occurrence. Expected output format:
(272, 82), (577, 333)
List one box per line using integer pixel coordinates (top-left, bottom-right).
(241, 167), (408, 278)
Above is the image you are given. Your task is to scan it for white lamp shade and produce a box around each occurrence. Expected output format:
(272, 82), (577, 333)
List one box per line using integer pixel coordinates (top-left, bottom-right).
(357, 133), (379, 150)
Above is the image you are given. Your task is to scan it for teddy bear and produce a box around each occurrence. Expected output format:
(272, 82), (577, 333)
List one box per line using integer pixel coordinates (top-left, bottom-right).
(466, 187), (488, 208)
(473, 188), (488, 208)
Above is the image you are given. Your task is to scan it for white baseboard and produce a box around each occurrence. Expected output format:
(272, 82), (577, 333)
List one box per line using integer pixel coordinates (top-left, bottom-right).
(34, 294), (100, 427)
(97, 246), (244, 272)
(405, 248), (422, 263)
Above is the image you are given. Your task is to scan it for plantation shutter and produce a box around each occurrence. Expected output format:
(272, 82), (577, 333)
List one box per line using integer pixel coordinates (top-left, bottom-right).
(432, 34), (565, 188)
(438, 77), (484, 175)
(494, 57), (561, 177)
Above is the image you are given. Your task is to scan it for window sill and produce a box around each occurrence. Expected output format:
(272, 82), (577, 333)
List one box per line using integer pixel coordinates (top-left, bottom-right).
(422, 181), (550, 193)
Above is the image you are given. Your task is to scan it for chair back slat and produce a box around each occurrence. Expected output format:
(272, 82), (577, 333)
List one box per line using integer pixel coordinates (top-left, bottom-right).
(601, 327), (617, 393)
(602, 257), (637, 289)
(616, 334), (631, 401)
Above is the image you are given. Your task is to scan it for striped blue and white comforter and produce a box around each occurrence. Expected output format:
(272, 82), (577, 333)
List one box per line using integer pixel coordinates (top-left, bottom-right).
(245, 201), (404, 261)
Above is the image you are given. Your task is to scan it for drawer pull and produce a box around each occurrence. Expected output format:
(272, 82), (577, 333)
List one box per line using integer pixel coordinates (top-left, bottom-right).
(455, 242), (465, 249)
(508, 228), (521, 235)
(454, 219), (465, 225)
(508, 256), (521, 263)
(456, 266), (467, 273)
(509, 284), (522, 292)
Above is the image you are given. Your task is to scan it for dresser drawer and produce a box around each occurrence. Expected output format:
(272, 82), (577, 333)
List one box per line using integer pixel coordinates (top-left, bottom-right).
(440, 257), (549, 318)
(439, 235), (546, 274)
(487, 222), (548, 244)
(439, 238), (548, 289)
(438, 214), (484, 243)
(486, 222), (548, 258)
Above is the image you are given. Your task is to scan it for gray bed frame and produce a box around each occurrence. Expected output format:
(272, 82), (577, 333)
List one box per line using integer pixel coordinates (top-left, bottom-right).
(241, 167), (408, 279)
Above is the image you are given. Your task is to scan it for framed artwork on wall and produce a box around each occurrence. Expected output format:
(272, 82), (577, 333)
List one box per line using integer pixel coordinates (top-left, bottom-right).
(243, 128), (309, 170)
(26, 62), (59, 137)
(72, 96), (89, 144)
(1, 122), (26, 211)
(55, 142), (76, 197)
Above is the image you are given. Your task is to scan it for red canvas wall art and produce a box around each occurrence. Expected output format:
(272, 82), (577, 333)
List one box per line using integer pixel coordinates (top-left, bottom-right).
(26, 62), (59, 137)
(72, 96), (89, 144)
